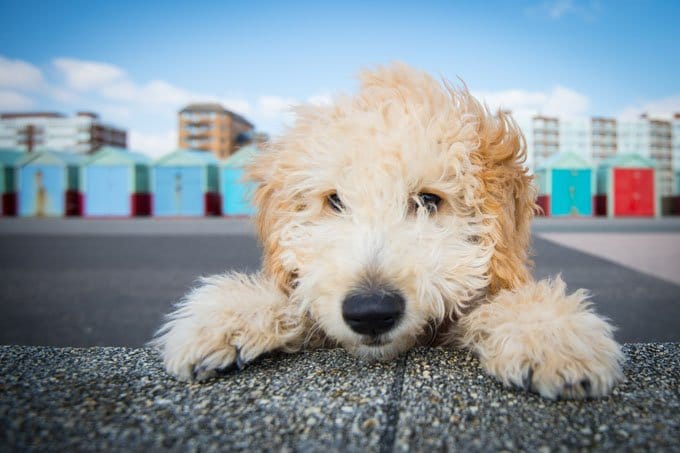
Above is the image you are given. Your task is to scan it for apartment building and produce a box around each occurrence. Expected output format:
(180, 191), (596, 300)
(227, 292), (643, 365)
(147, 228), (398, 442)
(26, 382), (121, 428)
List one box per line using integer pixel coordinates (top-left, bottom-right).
(559, 117), (591, 162)
(178, 103), (254, 160)
(591, 117), (617, 160)
(531, 116), (560, 164)
(0, 112), (126, 154)
(673, 114), (680, 193)
(523, 114), (678, 196)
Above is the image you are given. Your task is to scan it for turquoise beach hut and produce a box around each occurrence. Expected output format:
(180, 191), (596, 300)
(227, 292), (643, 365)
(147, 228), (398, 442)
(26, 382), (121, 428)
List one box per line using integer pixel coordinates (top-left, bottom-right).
(0, 149), (23, 215)
(82, 146), (151, 217)
(152, 149), (220, 216)
(220, 145), (257, 216)
(535, 152), (594, 217)
(16, 150), (84, 217)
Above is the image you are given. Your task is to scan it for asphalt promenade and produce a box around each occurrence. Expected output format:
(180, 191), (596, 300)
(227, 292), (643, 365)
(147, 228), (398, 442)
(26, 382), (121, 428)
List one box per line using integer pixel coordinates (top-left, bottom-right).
(0, 217), (679, 346)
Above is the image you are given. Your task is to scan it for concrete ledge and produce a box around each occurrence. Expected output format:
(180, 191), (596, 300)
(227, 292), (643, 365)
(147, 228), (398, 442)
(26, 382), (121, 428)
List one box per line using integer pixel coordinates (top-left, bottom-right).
(1, 344), (678, 451)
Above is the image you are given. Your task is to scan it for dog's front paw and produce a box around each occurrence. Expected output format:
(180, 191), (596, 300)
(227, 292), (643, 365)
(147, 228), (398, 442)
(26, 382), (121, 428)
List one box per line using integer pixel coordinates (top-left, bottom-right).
(153, 312), (266, 382)
(461, 278), (625, 399)
(150, 273), (302, 382)
(482, 331), (624, 399)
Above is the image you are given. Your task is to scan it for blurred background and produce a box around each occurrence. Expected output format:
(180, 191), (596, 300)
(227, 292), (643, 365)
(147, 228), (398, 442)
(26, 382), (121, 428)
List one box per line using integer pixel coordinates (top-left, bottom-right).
(0, 0), (678, 347)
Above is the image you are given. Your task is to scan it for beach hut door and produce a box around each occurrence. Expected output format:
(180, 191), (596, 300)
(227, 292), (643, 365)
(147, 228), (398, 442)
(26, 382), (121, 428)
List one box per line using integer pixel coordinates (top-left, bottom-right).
(19, 165), (63, 216)
(552, 169), (591, 216)
(86, 166), (129, 216)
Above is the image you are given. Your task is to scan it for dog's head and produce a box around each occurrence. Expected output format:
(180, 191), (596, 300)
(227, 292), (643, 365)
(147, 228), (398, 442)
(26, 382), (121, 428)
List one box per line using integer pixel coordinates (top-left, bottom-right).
(248, 64), (535, 359)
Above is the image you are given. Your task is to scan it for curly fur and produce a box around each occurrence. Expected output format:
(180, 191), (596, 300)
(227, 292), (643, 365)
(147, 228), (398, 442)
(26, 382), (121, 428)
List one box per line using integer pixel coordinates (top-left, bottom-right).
(153, 63), (624, 399)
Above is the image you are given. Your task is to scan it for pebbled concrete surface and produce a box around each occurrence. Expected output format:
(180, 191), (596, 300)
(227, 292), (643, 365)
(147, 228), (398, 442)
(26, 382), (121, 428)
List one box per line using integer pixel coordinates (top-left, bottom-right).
(1, 344), (678, 452)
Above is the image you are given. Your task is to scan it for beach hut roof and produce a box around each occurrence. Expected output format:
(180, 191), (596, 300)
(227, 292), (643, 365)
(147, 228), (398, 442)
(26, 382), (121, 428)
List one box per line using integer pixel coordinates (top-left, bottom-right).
(154, 148), (219, 166)
(221, 145), (258, 168)
(598, 153), (656, 169)
(536, 152), (592, 170)
(16, 149), (85, 167)
(0, 149), (25, 166)
(85, 146), (150, 166)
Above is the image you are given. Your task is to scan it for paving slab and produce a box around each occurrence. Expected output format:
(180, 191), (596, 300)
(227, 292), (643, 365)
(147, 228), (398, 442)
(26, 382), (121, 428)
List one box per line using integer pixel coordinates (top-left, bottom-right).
(1, 344), (678, 452)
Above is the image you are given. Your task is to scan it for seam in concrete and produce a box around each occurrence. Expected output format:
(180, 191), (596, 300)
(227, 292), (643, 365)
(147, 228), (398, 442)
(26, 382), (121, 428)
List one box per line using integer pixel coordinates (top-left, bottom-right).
(379, 353), (408, 453)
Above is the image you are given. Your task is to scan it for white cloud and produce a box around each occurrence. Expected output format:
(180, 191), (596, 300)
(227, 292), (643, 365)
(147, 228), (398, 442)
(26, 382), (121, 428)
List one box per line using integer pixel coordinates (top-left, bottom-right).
(475, 85), (590, 119)
(53, 58), (126, 91)
(0, 90), (34, 110)
(52, 57), (255, 117)
(129, 129), (177, 159)
(0, 56), (45, 90)
(618, 94), (680, 120)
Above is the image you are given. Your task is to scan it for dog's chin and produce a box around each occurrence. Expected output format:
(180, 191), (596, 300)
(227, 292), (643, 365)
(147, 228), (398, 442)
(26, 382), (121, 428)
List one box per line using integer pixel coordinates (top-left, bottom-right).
(349, 335), (412, 361)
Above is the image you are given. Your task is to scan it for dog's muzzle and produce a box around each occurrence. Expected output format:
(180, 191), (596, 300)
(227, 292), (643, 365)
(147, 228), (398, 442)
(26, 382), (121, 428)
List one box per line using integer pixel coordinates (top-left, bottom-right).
(342, 288), (405, 336)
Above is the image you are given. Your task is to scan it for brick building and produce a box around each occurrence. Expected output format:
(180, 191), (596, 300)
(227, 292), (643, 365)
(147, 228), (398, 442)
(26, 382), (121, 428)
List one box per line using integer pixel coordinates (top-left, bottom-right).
(178, 103), (254, 160)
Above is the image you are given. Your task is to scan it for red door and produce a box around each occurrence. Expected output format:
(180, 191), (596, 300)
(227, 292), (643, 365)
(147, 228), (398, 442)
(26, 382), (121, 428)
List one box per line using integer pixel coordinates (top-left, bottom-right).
(613, 168), (655, 216)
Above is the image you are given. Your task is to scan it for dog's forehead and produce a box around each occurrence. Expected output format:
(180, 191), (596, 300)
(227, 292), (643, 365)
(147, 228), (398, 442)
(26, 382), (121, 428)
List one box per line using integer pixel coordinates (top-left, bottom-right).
(300, 117), (477, 194)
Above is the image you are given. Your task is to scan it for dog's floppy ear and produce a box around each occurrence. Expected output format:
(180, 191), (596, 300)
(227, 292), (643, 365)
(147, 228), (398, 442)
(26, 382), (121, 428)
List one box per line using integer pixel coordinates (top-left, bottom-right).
(467, 104), (536, 294)
(246, 145), (298, 294)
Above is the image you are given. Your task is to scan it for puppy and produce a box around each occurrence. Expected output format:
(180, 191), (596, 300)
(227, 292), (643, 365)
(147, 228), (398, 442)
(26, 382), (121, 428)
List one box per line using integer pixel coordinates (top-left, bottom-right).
(153, 64), (623, 399)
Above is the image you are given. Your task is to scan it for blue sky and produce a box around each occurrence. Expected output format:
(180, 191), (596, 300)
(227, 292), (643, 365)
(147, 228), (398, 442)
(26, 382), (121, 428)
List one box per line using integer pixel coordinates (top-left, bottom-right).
(0, 0), (678, 156)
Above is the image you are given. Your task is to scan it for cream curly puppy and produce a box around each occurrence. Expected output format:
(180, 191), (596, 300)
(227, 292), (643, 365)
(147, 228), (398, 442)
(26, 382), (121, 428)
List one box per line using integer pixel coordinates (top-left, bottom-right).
(153, 64), (624, 399)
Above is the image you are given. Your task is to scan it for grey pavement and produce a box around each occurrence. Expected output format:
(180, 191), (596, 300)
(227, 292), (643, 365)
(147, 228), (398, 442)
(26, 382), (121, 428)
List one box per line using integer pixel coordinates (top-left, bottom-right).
(1, 216), (679, 236)
(538, 232), (680, 285)
(1, 344), (678, 451)
(1, 218), (679, 346)
(0, 217), (255, 236)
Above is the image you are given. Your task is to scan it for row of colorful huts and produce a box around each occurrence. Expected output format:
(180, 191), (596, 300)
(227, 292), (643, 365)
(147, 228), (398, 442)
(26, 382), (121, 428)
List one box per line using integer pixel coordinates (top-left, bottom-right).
(1, 147), (677, 218)
(0, 146), (256, 217)
(536, 152), (679, 217)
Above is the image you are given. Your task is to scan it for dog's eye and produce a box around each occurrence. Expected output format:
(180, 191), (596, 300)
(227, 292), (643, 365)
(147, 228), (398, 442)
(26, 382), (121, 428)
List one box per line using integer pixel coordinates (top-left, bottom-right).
(327, 192), (345, 212)
(417, 192), (441, 213)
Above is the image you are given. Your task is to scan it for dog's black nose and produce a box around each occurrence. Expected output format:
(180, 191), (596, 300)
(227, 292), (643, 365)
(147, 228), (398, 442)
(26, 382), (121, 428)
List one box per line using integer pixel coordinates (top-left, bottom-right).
(342, 290), (405, 336)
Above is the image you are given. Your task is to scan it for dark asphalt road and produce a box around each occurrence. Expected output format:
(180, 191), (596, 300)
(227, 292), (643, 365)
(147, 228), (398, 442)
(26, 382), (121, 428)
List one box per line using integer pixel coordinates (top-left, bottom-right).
(0, 233), (678, 347)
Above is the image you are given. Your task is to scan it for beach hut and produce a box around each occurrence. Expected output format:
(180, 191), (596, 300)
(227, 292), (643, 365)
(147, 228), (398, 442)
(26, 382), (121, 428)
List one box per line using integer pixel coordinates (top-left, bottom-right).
(596, 153), (658, 217)
(663, 170), (680, 216)
(220, 145), (257, 216)
(16, 150), (84, 217)
(0, 149), (23, 215)
(81, 146), (151, 217)
(534, 152), (594, 217)
(152, 149), (220, 216)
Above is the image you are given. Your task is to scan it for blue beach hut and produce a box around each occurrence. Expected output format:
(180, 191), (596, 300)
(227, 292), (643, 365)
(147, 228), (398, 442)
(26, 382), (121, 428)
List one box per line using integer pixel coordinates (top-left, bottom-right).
(220, 145), (257, 216)
(152, 149), (220, 216)
(0, 149), (23, 215)
(535, 152), (594, 217)
(82, 146), (151, 217)
(16, 150), (84, 217)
